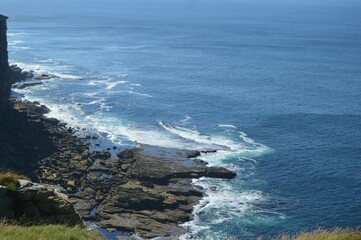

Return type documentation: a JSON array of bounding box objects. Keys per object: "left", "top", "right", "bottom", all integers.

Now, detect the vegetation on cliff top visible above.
[
  {"left": 0, "top": 224, "right": 104, "bottom": 240},
  {"left": 269, "top": 228, "right": 361, "bottom": 240},
  {"left": 0, "top": 172, "right": 24, "bottom": 191}
]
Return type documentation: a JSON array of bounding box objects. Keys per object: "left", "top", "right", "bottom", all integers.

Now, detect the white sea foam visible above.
[
  {"left": 86, "top": 115, "right": 201, "bottom": 149},
  {"left": 7, "top": 32, "right": 29, "bottom": 37},
  {"left": 127, "top": 90, "right": 152, "bottom": 97},
  {"left": 105, "top": 80, "right": 128, "bottom": 90},
  {"left": 12, "top": 46, "right": 31, "bottom": 50},
  {"left": 159, "top": 122, "right": 226, "bottom": 150},
  {"left": 8, "top": 40, "right": 24, "bottom": 45},
  {"left": 45, "top": 102, "right": 87, "bottom": 127},
  {"left": 218, "top": 124, "right": 237, "bottom": 129},
  {"left": 53, "top": 72, "right": 82, "bottom": 79},
  {"left": 180, "top": 177, "right": 265, "bottom": 239},
  {"left": 166, "top": 125, "right": 274, "bottom": 239},
  {"left": 37, "top": 58, "right": 59, "bottom": 64},
  {"left": 180, "top": 115, "right": 192, "bottom": 123},
  {"left": 88, "top": 80, "right": 106, "bottom": 86},
  {"left": 160, "top": 121, "right": 270, "bottom": 155},
  {"left": 11, "top": 90, "right": 89, "bottom": 130},
  {"left": 83, "top": 98, "right": 105, "bottom": 106}
]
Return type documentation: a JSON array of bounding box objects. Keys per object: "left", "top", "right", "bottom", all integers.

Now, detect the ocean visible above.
[{"left": 2, "top": 0, "right": 361, "bottom": 239}]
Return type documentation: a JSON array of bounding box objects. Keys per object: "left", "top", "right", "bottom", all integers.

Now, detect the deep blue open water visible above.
[{"left": 2, "top": 0, "right": 361, "bottom": 239}]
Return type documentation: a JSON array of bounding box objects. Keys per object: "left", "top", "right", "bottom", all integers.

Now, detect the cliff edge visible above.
[{"left": 0, "top": 14, "right": 10, "bottom": 111}]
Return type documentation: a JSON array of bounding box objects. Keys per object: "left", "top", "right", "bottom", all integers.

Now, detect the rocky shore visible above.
[{"left": 1, "top": 98, "right": 236, "bottom": 239}]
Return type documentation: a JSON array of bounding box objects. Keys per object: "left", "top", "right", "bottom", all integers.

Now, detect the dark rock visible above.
[
  {"left": 0, "top": 186, "right": 13, "bottom": 218},
  {"left": 12, "top": 81, "right": 42, "bottom": 89},
  {"left": 201, "top": 149, "right": 217, "bottom": 153},
  {"left": 91, "top": 150, "right": 111, "bottom": 160},
  {"left": 43, "top": 117, "right": 60, "bottom": 125},
  {"left": 206, "top": 166, "right": 237, "bottom": 179},
  {"left": 34, "top": 74, "right": 54, "bottom": 80},
  {"left": 186, "top": 150, "right": 201, "bottom": 158},
  {"left": 140, "top": 181, "right": 154, "bottom": 188},
  {"left": 98, "top": 216, "right": 138, "bottom": 232},
  {"left": 117, "top": 149, "right": 134, "bottom": 159},
  {"left": 0, "top": 14, "right": 11, "bottom": 110},
  {"left": 99, "top": 186, "right": 165, "bottom": 211}
]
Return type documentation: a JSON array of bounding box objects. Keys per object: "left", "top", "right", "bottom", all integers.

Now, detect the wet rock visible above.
[
  {"left": 12, "top": 82, "right": 42, "bottom": 89},
  {"left": 206, "top": 166, "right": 237, "bottom": 179},
  {"left": 73, "top": 198, "right": 98, "bottom": 219},
  {"left": 33, "top": 73, "right": 59, "bottom": 80},
  {"left": 186, "top": 150, "right": 201, "bottom": 158}
]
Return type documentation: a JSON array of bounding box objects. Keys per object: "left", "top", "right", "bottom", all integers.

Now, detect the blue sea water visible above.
[{"left": 2, "top": 0, "right": 361, "bottom": 239}]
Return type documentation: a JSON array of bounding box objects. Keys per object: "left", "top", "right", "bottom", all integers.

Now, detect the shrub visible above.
[{"left": 0, "top": 172, "right": 22, "bottom": 191}]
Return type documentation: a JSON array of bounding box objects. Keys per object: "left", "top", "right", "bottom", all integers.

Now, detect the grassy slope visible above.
[
  {"left": 278, "top": 229, "right": 361, "bottom": 240},
  {"left": 0, "top": 225, "right": 103, "bottom": 240}
]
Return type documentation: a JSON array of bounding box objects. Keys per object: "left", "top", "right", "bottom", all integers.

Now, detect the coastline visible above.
[
  {"left": 2, "top": 84, "right": 236, "bottom": 239},
  {"left": 0, "top": 15, "right": 237, "bottom": 238},
  {"left": 3, "top": 2, "right": 361, "bottom": 237}
]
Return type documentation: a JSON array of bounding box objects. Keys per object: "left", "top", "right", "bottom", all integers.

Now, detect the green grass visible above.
[
  {"left": 0, "top": 172, "right": 22, "bottom": 191},
  {"left": 276, "top": 228, "right": 361, "bottom": 240},
  {"left": 0, "top": 225, "right": 104, "bottom": 240}
]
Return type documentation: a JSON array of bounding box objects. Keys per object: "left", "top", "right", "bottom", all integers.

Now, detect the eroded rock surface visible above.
[
  {"left": 0, "top": 180, "right": 84, "bottom": 226},
  {"left": 40, "top": 145, "right": 235, "bottom": 238}
]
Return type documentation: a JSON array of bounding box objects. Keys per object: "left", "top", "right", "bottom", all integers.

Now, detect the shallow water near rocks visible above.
[{"left": 2, "top": 0, "right": 361, "bottom": 238}]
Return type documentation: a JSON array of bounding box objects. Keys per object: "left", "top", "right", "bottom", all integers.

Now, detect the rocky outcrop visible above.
[
  {"left": 0, "top": 179, "right": 84, "bottom": 226},
  {"left": 39, "top": 144, "right": 235, "bottom": 238},
  {"left": 0, "top": 14, "right": 10, "bottom": 110},
  {"left": 90, "top": 149, "right": 236, "bottom": 238}
]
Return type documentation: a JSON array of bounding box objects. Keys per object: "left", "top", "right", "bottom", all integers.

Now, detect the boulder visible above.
[
  {"left": 186, "top": 150, "right": 201, "bottom": 158},
  {"left": 206, "top": 166, "right": 237, "bottom": 179},
  {"left": 12, "top": 180, "right": 84, "bottom": 226},
  {"left": 33, "top": 74, "right": 59, "bottom": 80}
]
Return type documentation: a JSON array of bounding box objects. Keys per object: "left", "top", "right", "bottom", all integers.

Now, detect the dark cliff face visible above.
[{"left": 0, "top": 14, "right": 9, "bottom": 111}]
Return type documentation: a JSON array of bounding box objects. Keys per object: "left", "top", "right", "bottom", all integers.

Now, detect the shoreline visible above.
[{"left": 2, "top": 82, "right": 236, "bottom": 238}]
